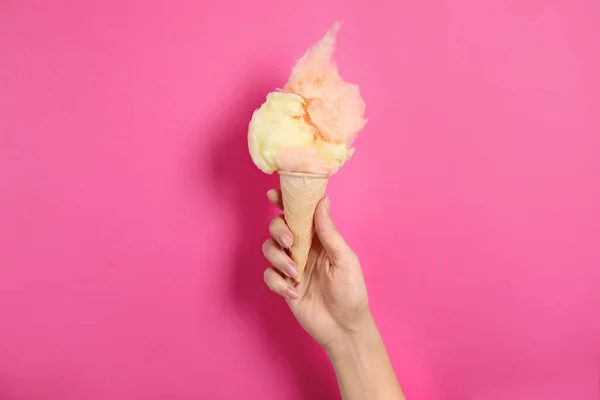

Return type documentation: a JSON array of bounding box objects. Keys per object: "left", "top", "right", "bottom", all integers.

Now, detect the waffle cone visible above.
[{"left": 278, "top": 171, "right": 328, "bottom": 282}]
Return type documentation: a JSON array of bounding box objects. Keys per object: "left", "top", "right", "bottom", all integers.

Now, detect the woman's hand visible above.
[
  {"left": 262, "top": 189, "right": 405, "bottom": 399},
  {"left": 262, "top": 189, "right": 371, "bottom": 350}
]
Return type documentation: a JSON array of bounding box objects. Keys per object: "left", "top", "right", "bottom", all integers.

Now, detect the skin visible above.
[{"left": 262, "top": 189, "right": 406, "bottom": 400}]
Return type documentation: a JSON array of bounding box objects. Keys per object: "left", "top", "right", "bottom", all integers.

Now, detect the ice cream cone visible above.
[{"left": 278, "top": 171, "right": 328, "bottom": 282}]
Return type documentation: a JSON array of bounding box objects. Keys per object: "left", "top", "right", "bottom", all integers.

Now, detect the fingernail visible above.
[
  {"left": 280, "top": 233, "right": 293, "bottom": 248},
  {"left": 286, "top": 288, "right": 299, "bottom": 299},
  {"left": 325, "top": 197, "right": 331, "bottom": 212},
  {"left": 285, "top": 263, "right": 299, "bottom": 278}
]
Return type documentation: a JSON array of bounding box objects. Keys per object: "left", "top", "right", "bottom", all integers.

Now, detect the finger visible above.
[
  {"left": 264, "top": 268, "right": 299, "bottom": 299},
  {"left": 262, "top": 238, "right": 300, "bottom": 279},
  {"left": 269, "top": 215, "right": 293, "bottom": 249},
  {"left": 314, "top": 197, "right": 353, "bottom": 262},
  {"left": 267, "top": 189, "right": 283, "bottom": 210}
]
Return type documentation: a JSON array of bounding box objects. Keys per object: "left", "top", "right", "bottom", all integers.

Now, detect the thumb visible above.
[{"left": 315, "top": 197, "right": 351, "bottom": 261}]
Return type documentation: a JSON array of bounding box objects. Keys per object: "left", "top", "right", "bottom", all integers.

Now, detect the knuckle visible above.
[
  {"left": 268, "top": 215, "right": 283, "bottom": 232},
  {"left": 261, "top": 239, "right": 272, "bottom": 256},
  {"left": 263, "top": 269, "right": 284, "bottom": 295}
]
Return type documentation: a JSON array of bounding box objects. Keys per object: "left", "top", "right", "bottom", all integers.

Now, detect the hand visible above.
[{"left": 262, "top": 189, "right": 371, "bottom": 349}]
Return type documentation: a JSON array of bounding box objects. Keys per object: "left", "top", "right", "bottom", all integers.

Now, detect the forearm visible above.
[{"left": 326, "top": 314, "right": 405, "bottom": 400}]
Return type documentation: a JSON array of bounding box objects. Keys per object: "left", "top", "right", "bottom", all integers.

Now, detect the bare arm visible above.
[{"left": 326, "top": 314, "right": 405, "bottom": 400}]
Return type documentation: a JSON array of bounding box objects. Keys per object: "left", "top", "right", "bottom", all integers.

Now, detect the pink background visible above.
[{"left": 1, "top": 0, "right": 599, "bottom": 399}]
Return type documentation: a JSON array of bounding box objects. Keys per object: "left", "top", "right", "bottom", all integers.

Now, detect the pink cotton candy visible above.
[{"left": 283, "top": 22, "right": 367, "bottom": 145}]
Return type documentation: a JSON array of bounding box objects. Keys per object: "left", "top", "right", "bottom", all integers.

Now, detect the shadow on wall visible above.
[{"left": 205, "top": 77, "right": 339, "bottom": 400}]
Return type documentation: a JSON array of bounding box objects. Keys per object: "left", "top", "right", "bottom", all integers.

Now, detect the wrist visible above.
[
  {"left": 325, "top": 311, "right": 380, "bottom": 357},
  {"left": 323, "top": 311, "right": 406, "bottom": 399}
]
